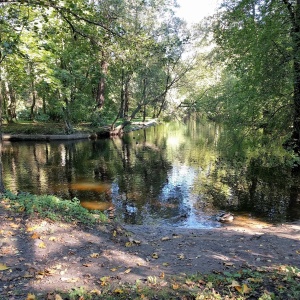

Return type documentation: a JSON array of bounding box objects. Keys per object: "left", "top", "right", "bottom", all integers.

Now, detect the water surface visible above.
[{"left": 3, "top": 120, "right": 300, "bottom": 228}]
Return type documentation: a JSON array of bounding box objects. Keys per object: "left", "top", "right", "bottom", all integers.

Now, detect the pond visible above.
[{"left": 3, "top": 118, "right": 300, "bottom": 228}]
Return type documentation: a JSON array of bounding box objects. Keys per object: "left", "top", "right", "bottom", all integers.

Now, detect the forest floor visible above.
[{"left": 1, "top": 201, "right": 300, "bottom": 299}]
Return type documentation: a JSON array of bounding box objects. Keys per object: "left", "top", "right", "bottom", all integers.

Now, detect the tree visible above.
[{"left": 197, "top": 0, "right": 296, "bottom": 148}]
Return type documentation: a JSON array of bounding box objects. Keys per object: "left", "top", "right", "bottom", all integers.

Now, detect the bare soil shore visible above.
[{"left": 0, "top": 204, "right": 299, "bottom": 299}]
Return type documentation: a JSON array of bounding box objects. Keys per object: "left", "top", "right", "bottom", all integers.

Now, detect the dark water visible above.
[{"left": 3, "top": 119, "right": 300, "bottom": 228}]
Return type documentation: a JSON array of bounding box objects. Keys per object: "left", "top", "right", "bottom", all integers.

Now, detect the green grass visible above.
[{"left": 2, "top": 191, "right": 107, "bottom": 225}]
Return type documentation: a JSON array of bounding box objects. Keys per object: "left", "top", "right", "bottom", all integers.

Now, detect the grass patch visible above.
[{"left": 2, "top": 191, "right": 107, "bottom": 225}]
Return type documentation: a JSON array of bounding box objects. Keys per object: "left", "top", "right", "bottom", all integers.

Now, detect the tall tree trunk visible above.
[
  {"left": 284, "top": 0, "right": 300, "bottom": 152},
  {"left": 96, "top": 51, "right": 108, "bottom": 109},
  {"left": 30, "top": 77, "right": 36, "bottom": 120},
  {"left": 0, "top": 79, "right": 5, "bottom": 192}
]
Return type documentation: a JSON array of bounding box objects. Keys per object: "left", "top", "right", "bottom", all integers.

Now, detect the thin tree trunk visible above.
[
  {"left": 96, "top": 51, "right": 108, "bottom": 109},
  {"left": 0, "top": 79, "right": 5, "bottom": 192}
]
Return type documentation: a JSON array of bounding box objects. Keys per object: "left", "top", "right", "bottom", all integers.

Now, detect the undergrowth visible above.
[{"left": 2, "top": 191, "right": 107, "bottom": 225}]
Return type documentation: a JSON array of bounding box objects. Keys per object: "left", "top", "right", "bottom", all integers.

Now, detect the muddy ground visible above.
[{"left": 0, "top": 205, "right": 300, "bottom": 299}]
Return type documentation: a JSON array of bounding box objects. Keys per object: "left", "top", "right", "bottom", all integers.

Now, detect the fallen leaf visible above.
[
  {"left": 177, "top": 253, "right": 185, "bottom": 260},
  {"left": 161, "top": 236, "right": 171, "bottom": 241},
  {"left": 172, "top": 283, "right": 179, "bottom": 290},
  {"left": 48, "top": 236, "right": 57, "bottom": 241},
  {"left": 162, "top": 262, "right": 169, "bottom": 266},
  {"left": 159, "top": 272, "right": 165, "bottom": 279},
  {"left": 27, "top": 225, "right": 39, "bottom": 232},
  {"left": 242, "top": 284, "right": 251, "bottom": 294},
  {"left": 31, "top": 232, "right": 40, "bottom": 239},
  {"left": 125, "top": 242, "right": 133, "bottom": 247},
  {"left": 38, "top": 242, "right": 46, "bottom": 249},
  {"left": 90, "top": 253, "right": 100, "bottom": 258},
  {"left": 152, "top": 252, "right": 159, "bottom": 259},
  {"left": 223, "top": 262, "right": 234, "bottom": 267},
  {"left": 26, "top": 294, "right": 36, "bottom": 300},
  {"left": 110, "top": 268, "right": 118, "bottom": 272},
  {"left": 0, "top": 263, "right": 10, "bottom": 271},
  {"left": 124, "top": 268, "right": 131, "bottom": 274},
  {"left": 114, "top": 288, "right": 124, "bottom": 294},
  {"left": 230, "top": 280, "right": 241, "bottom": 288}
]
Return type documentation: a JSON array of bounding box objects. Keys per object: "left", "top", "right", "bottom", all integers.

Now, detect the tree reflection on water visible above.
[{"left": 2, "top": 118, "right": 300, "bottom": 227}]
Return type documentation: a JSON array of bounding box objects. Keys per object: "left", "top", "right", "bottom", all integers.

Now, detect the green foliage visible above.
[
  {"left": 0, "top": 0, "right": 189, "bottom": 128},
  {"left": 4, "top": 191, "right": 107, "bottom": 225}
]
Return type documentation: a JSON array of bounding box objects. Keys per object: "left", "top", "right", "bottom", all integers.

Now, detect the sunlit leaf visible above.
[
  {"left": 114, "top": 288, "right": 124, "bottom": 294},
  {"left": 124, "top": 268, "right": 131, "bottom": 274},
  {"left": 172, "top": 283, "right": 180, "bottom": 290},
  {"left": 161, "top": 236, "right": 171, "bottom": 241},
  {"left": 26, "top": 294, "right": 36, "bottom": 300},
  {"left": 38, "top": 242, "right": 46, "bottom": 248},
  {"left": 90, "top": 253, "right": 100, "bottom": 258},
  {"left": 110, "top": 268, "right": 118, "bottom": 272},
  {"left": 0, "top": 263, "right": 10, "bottom": 271},
  {"left": 177, "top": 253, "right": 185, "bottom": 259},
  {"left": 242, "top": 284, "right": 251, "bottom": 294},
  {"left": 159, "top": 272, "right": 165, "bottom": 279},
  {"left": 31, "top": 232, "right": 40, "bottom": 239},
  {"left": 125, "top": 241, "right": 133, "bottom": 247},
  {"left": 230, "top": 280, "right": 241, "bottom": 287},
  {"left": 162, "top": 262, "right": 169, "bottom": 266},
  {"left": 48, "top": 236, "right": 57, "bottom": 241},
  {"left": 152, "top": 252, "right": 159, "bottom": 259},
  {"left": 27, "top": 225, "right": 39, "bottom": 232}
]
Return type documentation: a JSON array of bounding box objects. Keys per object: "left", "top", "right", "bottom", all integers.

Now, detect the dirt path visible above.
[{"left": 1, "top": 206, "right": 300, "bottom": 299}]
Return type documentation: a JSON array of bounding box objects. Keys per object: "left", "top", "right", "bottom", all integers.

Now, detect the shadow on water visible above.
[{"left": 2, "top": 117, "right": 300, "bottom": 228}]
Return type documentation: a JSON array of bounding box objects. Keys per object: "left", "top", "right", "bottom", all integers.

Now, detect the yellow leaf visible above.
[
  {"left": 152, "top": 252, "right": 159, "bottom": 259},
  {"left": 27, "top": 225, "right": 39, "bottom": 232},
  {"left": 177, "top": 253, "right": 185, "bottom": 260},
  {"left": 235, "top": 285, "right": 243, "bottom": 293},
  {"left": 296, "top": 250, "right": 300, "bottom": 254},
  {"left": 110, "top": 268, "right": 118, "bottom": 272},
  {"left": 0, "top": 263, "right": 10, "bottom": 271},
  {"left": 26, "top": 293, "right": 36, "bottom": 300},
  {"left": 125, "top": 241, "right": 133, "bottom": 247},
  {"left": 114, "top": 288, "right": 123, "bottom": 294},
  {"left": 161, "top": 236, "right": 171, "bottom": 241},
  {"left": 162, "top": 262, "right": 169, "bottom": 266},
  {"left": 242, "top": 284, "right": 251, "bottom": 294},
  {"left": 172, "top": 283, "right": 179, "bottom": 290},
  {"left": 31, "top": 232, "right": 40, "bottom": 239},
  {"left": 124, "top": 268, "right": 131, "bottom": 274},
  {"left": 18, "top": 206, "right": 25, "bottom": 212},
  {"left": 49, "top": 236, "right": 57, "bottom": 241},
  {"left": 113, "top": 230, "right": 117, "bottom": 237},
  {"left": 230, "top": 280, "right": 241, "bottom": 287},
  {"left": 159, "top": 272, "right": 165, "bottom": 279},
  {"left": 90, "top": 253, "right": 100, "bottom": 258},
  {"left": 38, "top": 242, "right": 46, "bottom": 248}
]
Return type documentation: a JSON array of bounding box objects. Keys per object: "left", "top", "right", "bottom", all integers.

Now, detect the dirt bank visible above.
[{"left": 0, "top": 204, "right": 299, "bottom": 299}]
